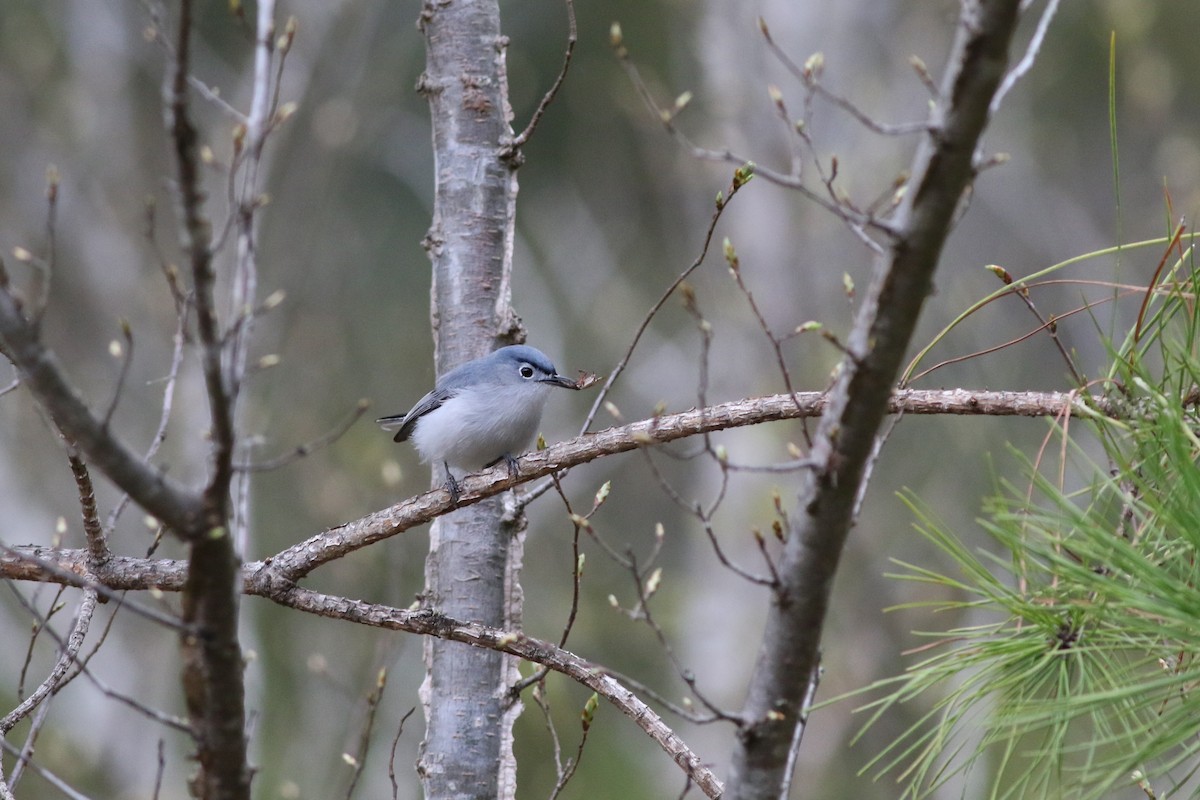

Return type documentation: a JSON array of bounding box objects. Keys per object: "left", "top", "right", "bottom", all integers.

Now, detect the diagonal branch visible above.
[
  {"left": 4, "top": 388, "right": 1117, "bottom": 595},
  {"left": 0, "top": 272, "right": 206, "bottom": 535},
  {"left": 256, "top": 585, "right": 726, "bottom": 798},
  {"left": 0, "top": 589, "right": 97, "bottom": 736},
  {"left": 724, "top": 2, "right": 1026, "bottom": 797}
]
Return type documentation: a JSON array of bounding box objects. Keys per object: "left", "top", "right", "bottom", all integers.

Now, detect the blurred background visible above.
[{"left": 1, "top": 0, "right": 1197, "bottom": 797}]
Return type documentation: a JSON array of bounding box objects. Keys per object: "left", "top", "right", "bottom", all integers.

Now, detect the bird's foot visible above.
[
  {"left": 441, "top": 463, "right": 462, "bottom": 505},
  {"left": 483, "top": 452, "right": 521, "bottom": 480}
]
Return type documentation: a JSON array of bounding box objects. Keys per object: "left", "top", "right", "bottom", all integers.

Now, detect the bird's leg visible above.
[
  {"left": 442, "top": 461, "right": 462, "bottom": 505},
  {"left": 484, "top": 453, "right": 521, "bottom": 480}
]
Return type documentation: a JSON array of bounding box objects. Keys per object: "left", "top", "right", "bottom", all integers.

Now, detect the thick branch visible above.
[
  {"left": 0, "top": 284, "right": 206, "bottom": 534},
  {"left": 725, "top": 2, "right": 1025, "bottom": 798},
  {"left": 5, "top": 388, "right": 1113, "bottom": 593}
]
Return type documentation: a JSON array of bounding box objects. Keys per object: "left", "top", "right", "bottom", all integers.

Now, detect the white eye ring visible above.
[{"left": 519, "top": 364, "right": 535, "bottom": 379}]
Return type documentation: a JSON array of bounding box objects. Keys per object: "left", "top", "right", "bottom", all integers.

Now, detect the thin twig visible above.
[
  {"left": 724, "top": 240, "right": 811, "bottom": 444},
  {"left": 342, "top": 667, "right": 387, "bottom": 800},
  {"left": 4, "top": 580, "right": 190, "bottom": 733},
  {"left": 12, "top": 582, "right": 67, "bottom": 700},
  {"left": 7, "top": 701, "right": 50, "bottom": 792},
  {"left": 989, "top": 0, "right": 1061, "bottom": 116},
  {"left": 504, "top": 0, "right": 576, "bottom": 156},
  {"left": 265, "top": 586, "right": 727, "bottom": 798},
  {"left": 237, "top": 399, "right": 370, "bottom": 471},
  {"left": 387, "top": 706, "right": 416, "bottom": 800},
  {"left": 759, "top": 19, "right": 929, "bottom": 137},
  {"left": 101, "top": 322, "right": 134, "bottom": 429},
  {"left": 28, "top": 167, "right": 59, "bottom": 332},
  {"left": 151, "top": 740, "right": 167, "bottom": 800},
  {"left": 611, "top": 29, "right": 899, "bottom": 236},
  {"left": 531, "top": 683, "right": 566, "bottom": 785},
  {"left": 581, "top": 171, "right": 749, "bottom": 434},
  {"left": 547, "top": 697, "right": 592, "bottom": 800},
  {"left": 623, "top": 553, "right": 739, "bottom": 723},
  {"left": 0, "top": 738, "right": 95, "bottom": 800},
  {"left": 107, "top": 307, "right": 189, "bottom": 532},
  {"left": 512, "top": 474, "right": 588, "bottom": 694},
  {"left": 0, "top": 589, "right": 98, "bottom": 735}
]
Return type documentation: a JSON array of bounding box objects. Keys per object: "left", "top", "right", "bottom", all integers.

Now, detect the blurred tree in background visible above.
[{"left": 1, "top": 0, "right": 1199, "bottom": 798}]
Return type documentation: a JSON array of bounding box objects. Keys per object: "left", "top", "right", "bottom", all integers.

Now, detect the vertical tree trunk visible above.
[{"left": 415, "top": 1, "right": 524, "bottom": 798}]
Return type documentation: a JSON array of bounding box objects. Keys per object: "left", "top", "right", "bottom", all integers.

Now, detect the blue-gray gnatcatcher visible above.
[{"left": 377, "top": 345, "right": 578, "bottom": 501}]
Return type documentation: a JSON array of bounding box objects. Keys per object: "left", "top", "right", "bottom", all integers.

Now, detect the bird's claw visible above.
[
  {"left": 442, "top": 464, "right": 462, "bottom": 505},
  {"left": 502, "top": 453, "right": 520, "bottom": 479},
  {"left": 484, "top": 453, "right": 522, "bottom": 481}
]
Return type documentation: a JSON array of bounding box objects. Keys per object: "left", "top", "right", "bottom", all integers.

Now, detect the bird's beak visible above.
[{"left": 541, "top": 373, "right": 580, "bottom": 390}]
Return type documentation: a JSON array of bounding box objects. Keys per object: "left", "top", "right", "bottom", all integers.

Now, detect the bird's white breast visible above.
[{"left": 411, "top": 382, "right": 553, "bottom": 470}]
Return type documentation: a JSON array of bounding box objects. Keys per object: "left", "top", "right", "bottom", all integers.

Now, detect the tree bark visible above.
[
  {"left": 415, "top": 1, "right": 524, "bottom": 797},
  {"left": 724, "top": 1, "right": 1023, "bottom": 797}
]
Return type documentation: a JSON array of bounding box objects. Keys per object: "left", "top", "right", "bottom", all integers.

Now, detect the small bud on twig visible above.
[
  {"left": 581, "top": 692, "right": 599, "bottom": 731},
  {"left": 733, "top": 162, "right": 755, "bottom": 189},
  {"left": 593, "top": 480, "right": 611, "bottom": 509},
  {"left": 609, "top": 22, "right": 623, "bottom": 48},
  {"left": 723, "top": 237, "right": 739, "bottom": 272},
  {"left": 985, "top": 264, "right": 1013, "bottom": 285},
  {"left": 802, "top": 52, "right": 825, "bottom": 84}
]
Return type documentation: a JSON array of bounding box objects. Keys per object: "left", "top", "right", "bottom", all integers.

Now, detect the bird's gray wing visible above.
[{"left": 377, "top": 386, "right": 457, "bottom": 443}]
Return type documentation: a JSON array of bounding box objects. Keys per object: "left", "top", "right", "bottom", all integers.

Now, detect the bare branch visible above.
[
  {"left": 101, "top": 321, "right": 134, "bottom": 429},
  {"left": 0, "top": 543, "right": 189, "bottom": 630},
  {"left": 990, "top": 0, "right": 1061, "bottom": 116},
  {"left": 725, "top": 2, "right": 1026, "bottom": 797},
  {"left": 759, "top": 19, "right": 930, "bottom": 136},
  {"left": 579, "top": 168, "right": 750, "bottom": 436},
  {"left": 67, "top": 452, "right": 110, "bottom": 567},
  {"left": 610, "top": 28, "right": 899, "bottom": 237},
  {"left": 237, "top": 399, "right": 369, "bottom": 472},
  {"left": 0, "top": 589, "right": 97, "bottom": 734},
  {"left": 4, "top": 387, "right": 1121, "bottom": 596},
  {"left": 4, "top": 581, "right": 190, "bottom": 734},
  {"left": 0, "top": 737, "right": 95, "bottom": 800},
  {"left": 263, "top": 586, "right": 726, "bottom": 799},
  {"left": 503, "top": 0, "right": 576, "bottom": 157},
  {"left": 387, "top": 706, "right": 416, "bottom": 800},
  {"left": 0, "top": 273, "right": 206, "bottom": 534},
  {"left": 165, "top": 0, "right": 233, "bottom": 516},
  {"left": 342, "top": 667, "right": 387, "bottom": 800}
]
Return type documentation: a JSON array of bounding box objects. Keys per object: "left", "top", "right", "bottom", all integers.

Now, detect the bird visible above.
[{"left": 377, "top": 345, "right": 578, "bottom": 502}]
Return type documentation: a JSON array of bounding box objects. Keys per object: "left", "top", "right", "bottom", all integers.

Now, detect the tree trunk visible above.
[{"left": 415, "top": 1, "right": 524, "bottom": 798}]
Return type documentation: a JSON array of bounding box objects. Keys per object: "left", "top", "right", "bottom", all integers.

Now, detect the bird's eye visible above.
[{"left": 519, "top": 365, "right": 535, "bottom": 379}]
